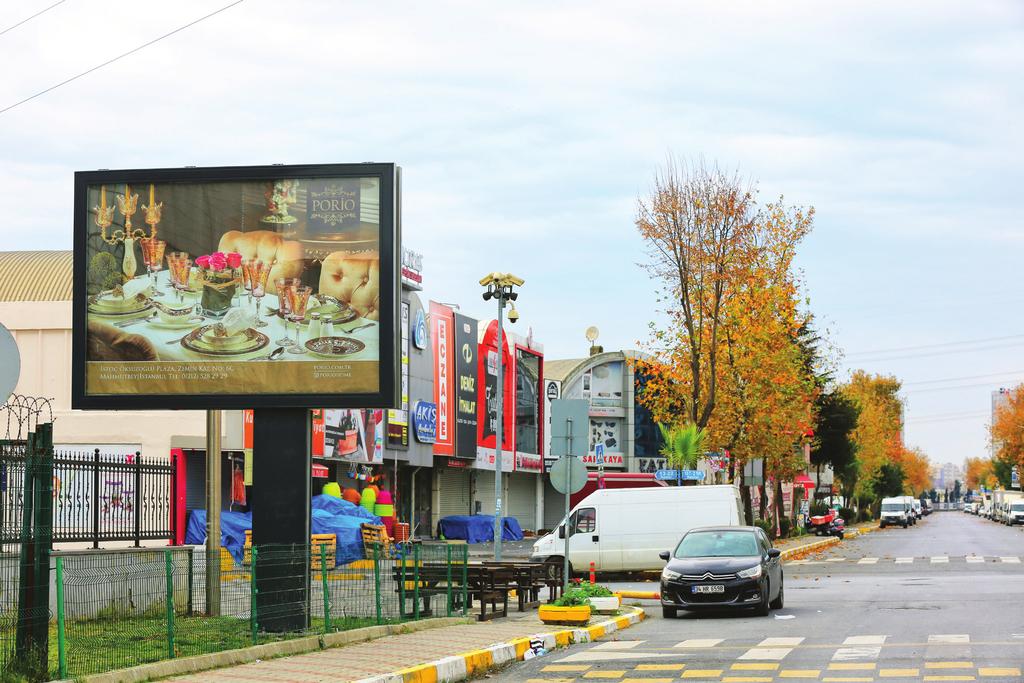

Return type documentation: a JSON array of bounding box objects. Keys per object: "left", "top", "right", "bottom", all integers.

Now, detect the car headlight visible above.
[
  {"left": 662, "top": 569, "right": 682, "bottom": 581},
  {"left": 737, "top": 564, "right": 762, "bottom": 579}
]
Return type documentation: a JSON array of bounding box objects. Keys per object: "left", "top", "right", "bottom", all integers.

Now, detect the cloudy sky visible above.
[{"left": 1, "top": 0, "right": 1022, "bottom": 468}]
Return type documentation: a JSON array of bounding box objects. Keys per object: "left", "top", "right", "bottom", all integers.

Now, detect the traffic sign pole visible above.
[{"left": 564, "top": 417, "right": 572, "bottom": 593}]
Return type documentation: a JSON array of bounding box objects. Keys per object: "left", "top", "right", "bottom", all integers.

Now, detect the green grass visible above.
[{"left": 0, "top": 613, "right": 392, "bottom": 680}]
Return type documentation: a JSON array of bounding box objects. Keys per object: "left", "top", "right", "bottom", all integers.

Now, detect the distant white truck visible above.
[
  {"left": 993, "top": 490, "right": 1024, "bottom": 525},
  {"left": 1008, "top": 497, "right": 1024, "bottom": 526}
]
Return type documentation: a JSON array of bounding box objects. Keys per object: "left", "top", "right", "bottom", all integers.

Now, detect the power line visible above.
[
  {"left": 0, "top": 0, "right": 67, "bottom": 38},
  {"left": 904, "top": 381, "right": 1019, "bottom": 395},
  {"left": 0, "top": 0, "right": 246, "bottom": 116},
  {"left": 849, "top": 340, "right": 1024, "bottom": 364},
  {"left": 847, "top": 333, "right": 1024, "bottom": 358},
  {"left": 903, "top": 370, "right": 1024, "bottom": 386}
]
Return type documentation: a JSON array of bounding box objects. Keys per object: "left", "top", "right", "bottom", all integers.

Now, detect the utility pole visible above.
[{"left": 480, "top": 272, "right": 524, "bottom": 561}]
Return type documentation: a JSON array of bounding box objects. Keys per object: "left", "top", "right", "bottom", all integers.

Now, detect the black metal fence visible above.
[{"left": 1, "top": 447, "right": 175, "bottom": 548}]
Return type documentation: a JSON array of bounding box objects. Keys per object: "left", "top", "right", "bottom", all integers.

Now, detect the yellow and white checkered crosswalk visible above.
[{"left": 524, "top": 633, "right": 1023, "bottom": 682}]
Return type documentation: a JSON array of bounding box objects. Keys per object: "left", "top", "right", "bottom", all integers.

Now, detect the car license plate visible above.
[{"left": 692, "top": 584, "right": 725, "bottom": 594}]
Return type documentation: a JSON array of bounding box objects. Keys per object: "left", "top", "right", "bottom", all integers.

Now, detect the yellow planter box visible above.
[{"left": 539, "top": 604, "right": 591, "bottom": 625}]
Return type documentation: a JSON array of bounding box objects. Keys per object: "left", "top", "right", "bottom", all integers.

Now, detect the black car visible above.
[{"left": 659, "top": 525, "right": 783, "bottom": 618}]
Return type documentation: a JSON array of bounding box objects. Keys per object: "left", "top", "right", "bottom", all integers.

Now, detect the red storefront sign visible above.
[{"left": 431, "top": 302, "right": 456, "bottom": 456}]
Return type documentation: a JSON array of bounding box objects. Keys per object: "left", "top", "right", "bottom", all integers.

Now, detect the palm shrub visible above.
[{"left": 658, "top": 423, "right": 706, "bottom": 474}]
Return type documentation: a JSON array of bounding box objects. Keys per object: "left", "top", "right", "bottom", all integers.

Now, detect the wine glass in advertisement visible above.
[
  {"left": 250, "top": 260, "right": 272, "bottom": 328},
  {"left": 274, "top": 277, "right": 301, "bottom": 346},
  {"left": 139, "top": 238, "right": 167, "bottom": 296},
  {"left": 167, "top": 253, "right": 191, "bottom": 302},
  {"left": 286, "top": 285, "right": 312, "bottom": 354}
]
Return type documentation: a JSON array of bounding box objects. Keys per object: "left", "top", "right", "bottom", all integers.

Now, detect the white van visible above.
[
  {"left": 900, "top": 496, "right": 918, "bottom": 524},
  {"left": 879, "top": 497, "right": 910, "bottom": 528},
  {"left": 530, "top": 485, "right": 743, "bottom": 573}
]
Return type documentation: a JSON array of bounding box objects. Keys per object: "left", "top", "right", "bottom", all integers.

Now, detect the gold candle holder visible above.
[
  {"left": 142, "top": 183, "right": 162, "bottom": 239},
  {"left": 94, "top": 184, "right": 162, "bottom": 281}
]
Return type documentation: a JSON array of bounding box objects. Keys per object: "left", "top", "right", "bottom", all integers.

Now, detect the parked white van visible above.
[
  {"left": 530, "top": 485, "right": 744, "bottom": 573},
  {"left": 879, "top": 497, "right": 910, "bottom": 528}
]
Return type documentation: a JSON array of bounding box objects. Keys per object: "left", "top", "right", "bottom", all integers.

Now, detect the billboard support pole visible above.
[
  {"left": 252, "top": 407, "right": 311, "bottom": 632},
  {"left": 494, "top": 296, "right": 505, "bottom": 561},
  {"left": 205, "top": 409, "right": 222, "bottom": 616}
]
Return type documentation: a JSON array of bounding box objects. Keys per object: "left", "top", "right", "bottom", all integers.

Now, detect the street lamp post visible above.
[{"left": 480, "top": 272, "right": 523, "bottom": 561}]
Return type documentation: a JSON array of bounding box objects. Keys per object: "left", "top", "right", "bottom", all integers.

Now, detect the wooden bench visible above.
[{"left": 481, "top": 561, "right": 548, "bottom": 610}]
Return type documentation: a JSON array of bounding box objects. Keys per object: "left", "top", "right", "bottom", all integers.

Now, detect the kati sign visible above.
[{"left": 72, "top": 163, "right": 400, "bottom": 410}]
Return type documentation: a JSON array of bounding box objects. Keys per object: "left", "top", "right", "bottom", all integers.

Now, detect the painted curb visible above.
[{"left": 352, "top": 606, "right": 647, "bottom": 683}]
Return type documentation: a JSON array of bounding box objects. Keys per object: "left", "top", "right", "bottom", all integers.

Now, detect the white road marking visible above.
[
  {"left": 786, "top": 560, "right": 808, "bottom": 565},
  {"left": 966, "top": 556, "right": 985, "bottom": 563},
  {"left": 758, "top": 637, "right": 805, "bottom": 647},
  {"left": 833, "top": 646, "right": 882, "bottom": 660},
  {"left": 857, "top": 557, "right": 878, "bottom": 564},
  {"left": 825, "top": 557, "right": 845, "bottom": 562},
  {"left": 895, "top": 557, "right": 913, "bottom": 564},
  {"left": 592, "top": 641, "right": 643, "bottom": 650},
  {"left": 930, "top": 556, "right": 949, "bottom": 563},
  {"left": 674, "top": 638, "right": 723, "bottom": 648},
  {"left": 738, "top": 647, "right": 792, "bottom": 661},
  {"left": 928, "top": 634, "right": 970, "bottom": 644},
  {"left": 843, "top": 635, "right": 887, "bottom": 645},
  {"left": 1000, "top": 556, "right": 1021, "bottom": 563}
]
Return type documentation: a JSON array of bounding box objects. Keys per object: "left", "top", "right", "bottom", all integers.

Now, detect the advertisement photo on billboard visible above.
[{"left": 71, "top": 163, "right": 399, "bottom": 409}]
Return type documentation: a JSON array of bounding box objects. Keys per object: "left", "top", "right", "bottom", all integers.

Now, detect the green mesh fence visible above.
[{"left": 51, "top": 541, "right": 470, "bottom": 679}]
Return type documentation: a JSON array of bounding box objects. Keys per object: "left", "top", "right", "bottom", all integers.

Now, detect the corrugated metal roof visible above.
[
  {"left": 545, "top": 358, "right": 586, "bottom": 382},
  {"left": 0, "top": 251, "right": 73, "bottom": 302}
]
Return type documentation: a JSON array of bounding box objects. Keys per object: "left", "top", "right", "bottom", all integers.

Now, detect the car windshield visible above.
[
  {"left": 675, "top": 531, "right": 758, "bottom": 558},
  {"left": 1012, "top": 503, "right": 1024, "bottom": 511},
  {"left": 881, "top": 503, "right": 903, "bottom": 511}
]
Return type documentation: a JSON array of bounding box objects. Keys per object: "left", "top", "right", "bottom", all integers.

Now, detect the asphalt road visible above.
[{"left": 493, "top": 511, "right": 1024, "bottom": 682}]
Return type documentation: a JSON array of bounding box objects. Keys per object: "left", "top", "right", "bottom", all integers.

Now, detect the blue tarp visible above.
[
  {"left": 311, "top": 494, "right": 381, "bottom": 566},
  {"left": 184, "top": 496, "right": 381, "bottom": 566},
  {"left": 185, "top": 509, "right": 252, "bottom": 564},
  {"left": 437, "top": 515, "right": 524, "bottom": 543}
]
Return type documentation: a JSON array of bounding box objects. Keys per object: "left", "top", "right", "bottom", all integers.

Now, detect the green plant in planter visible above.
[
  {"left": 575, "top": 581, "right": 613, "bottom": 598},
  {"left": 553, "top": 588, "right": 591, "bottom": 607}
]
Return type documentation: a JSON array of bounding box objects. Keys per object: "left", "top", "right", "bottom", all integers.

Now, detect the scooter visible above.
[{"left": 805, "top": 510, "right": 845, "bottom": 539}]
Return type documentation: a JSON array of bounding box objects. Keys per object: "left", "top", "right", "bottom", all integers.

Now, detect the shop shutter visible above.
[
  {"left": 543, "top": 478, "right": 567, "bottom": 531},
  {"left": 474, "top": 470, "right": 497, "bottom": 517},
  {"left": 438, "top": 466, "right": 472, "bottom": 518},
  {"left": 507, "top": 472, "right": 537, "bottom": 531}
]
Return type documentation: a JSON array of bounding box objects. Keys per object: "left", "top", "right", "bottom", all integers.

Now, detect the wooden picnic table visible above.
[{"left": 480, "top": 560, "right": 562, "bottom": 609}]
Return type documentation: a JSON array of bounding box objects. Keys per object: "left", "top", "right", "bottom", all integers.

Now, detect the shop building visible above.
[
  {"left": 540, "top": 349, "right": 666, "bottom": 530},
  {"left": 429, "top": 304, "right": 546, "bottom": 533}
]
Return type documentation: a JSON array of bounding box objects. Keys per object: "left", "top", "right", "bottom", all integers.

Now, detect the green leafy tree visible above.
[
  {"left": 872, "top": 463, "right": 906, "bottom": 500},
  {"left": 811, "top": 391, "right": 859, "bottom": 496}
]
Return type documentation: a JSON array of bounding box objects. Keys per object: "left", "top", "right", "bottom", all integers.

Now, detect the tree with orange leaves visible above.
[
  {"left": 633, "top": 158, "right": 758, "bottom": 430},
  {"left": 840, "top": 371, "right": 905, "bottom": 505},
  {"left": 633, "top": 157, "right": 817, "bottom": 525},
  {"left": 990, "top": 385, "right": 1024, "bottom": 479},
  {"left": 901, "top": 447, "right": 932, "bottom": 496},
  {"left": 964, "top": 456, "right": 995, "bottom": 490}
]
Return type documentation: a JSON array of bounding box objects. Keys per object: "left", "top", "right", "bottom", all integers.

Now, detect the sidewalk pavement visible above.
[{"left": 167, "top": 608, "right": 643, "bottom": 683}]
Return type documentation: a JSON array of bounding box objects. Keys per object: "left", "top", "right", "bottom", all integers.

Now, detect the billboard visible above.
[
  {"left": 386, "top": 301, "right": 410, "bottom": 448},
  {"left": 431, "top": 301, "right": 455, "bottom": 456},
  {"left": 477, "top": 319, "right": 514, "bottom": 469},
  {"left": 453, "top": 313, "right": 478, "bottom": 458},
  {"left": 72, "top": 163, "right": 399, "bottom": 410}
]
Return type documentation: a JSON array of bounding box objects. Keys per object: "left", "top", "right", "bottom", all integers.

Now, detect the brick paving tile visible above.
[{"left": 171, "top": 616, "right": 558, "bottom": 683}]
